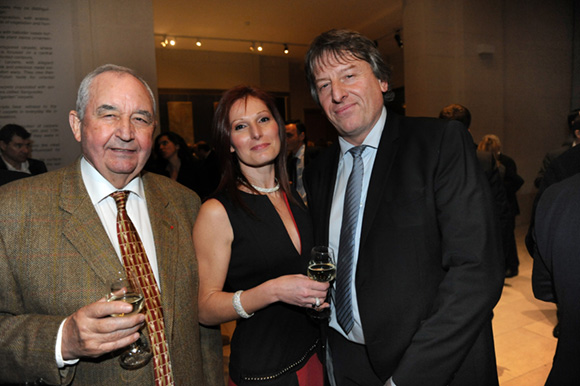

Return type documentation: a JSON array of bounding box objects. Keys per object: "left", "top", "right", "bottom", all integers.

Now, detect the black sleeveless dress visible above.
[{"left": 215, "top": 190, "right": 320, "bottom": 385}]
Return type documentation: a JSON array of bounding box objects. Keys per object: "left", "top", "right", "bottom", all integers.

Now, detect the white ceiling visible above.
[{"left": 152, "top": 0, "right": 403, "bottom": 61}]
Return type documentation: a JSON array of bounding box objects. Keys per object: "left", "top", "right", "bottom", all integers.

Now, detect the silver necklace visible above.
[{"left": 250, "top": 178, "right": 280, "bottom": 193}]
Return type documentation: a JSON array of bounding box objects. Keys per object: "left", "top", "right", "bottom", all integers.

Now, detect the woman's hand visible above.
[{"left": 268, "top": 274, "right": 330, "bottom": 309}]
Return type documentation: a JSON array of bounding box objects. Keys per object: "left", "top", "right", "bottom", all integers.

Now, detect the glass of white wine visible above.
[
  {"left": 307, "top": 246, "right": 336, "bottom": 318},
  {"left": 107, "top": 269, "right": 152, "bottom": 369}
]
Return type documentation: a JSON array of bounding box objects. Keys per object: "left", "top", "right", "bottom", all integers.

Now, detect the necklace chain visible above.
[{"left": 250, "top": 178, "right": 280, "bottom": 193}]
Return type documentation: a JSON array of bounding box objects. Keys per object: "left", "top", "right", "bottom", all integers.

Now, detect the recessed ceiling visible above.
[{"left": 153, "top": 0, "right": 403, "bottom": 61}]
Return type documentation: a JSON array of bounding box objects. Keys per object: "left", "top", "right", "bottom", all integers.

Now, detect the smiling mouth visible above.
[
  {"left": 334, "top": 103, "right": 355, "bottom": 115},
  {"left": 110, "top": 147, "right": 137, "bottom": 153},
  {"left": 251, "top": 143, "right": 270, "bottom": 151}
]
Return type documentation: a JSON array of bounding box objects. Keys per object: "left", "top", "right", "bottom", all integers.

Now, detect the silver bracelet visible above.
[{"left": 232, "top": 290, "right": 254, "bottom": 319}]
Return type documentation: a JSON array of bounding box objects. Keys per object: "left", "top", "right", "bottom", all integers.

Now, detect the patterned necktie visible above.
[
  {"left": 111, "top": 191, "right": 174, "bottom": 386},
  {"left": 335, "top": 146, "right": 366, "bottom": 335}
]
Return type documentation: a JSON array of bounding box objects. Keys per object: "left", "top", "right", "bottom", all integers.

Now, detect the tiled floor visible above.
[
  {"left": 494, "top": 224, "right": 558, "bottom": 385},
  {"left": 220, "top": 224, "right": 559, "bottom": 385}
]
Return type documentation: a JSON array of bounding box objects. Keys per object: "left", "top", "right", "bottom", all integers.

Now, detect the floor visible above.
[
  {"left": 220, "top": 224, "right": 559, "bottom": 385},
  {"left": 493, "top": 224, "right": 558, "bottom": 385}
]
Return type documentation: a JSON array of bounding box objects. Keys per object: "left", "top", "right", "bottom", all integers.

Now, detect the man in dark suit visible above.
[
  {"left": 527, "top": 109, "right": 580, "bottom": 257},
  {"left": 0, "top": 64, "right": 222, "bottom": 385},
  {"left": 533, "top": 108, "right": 580, "bottom": 188},
  {"left": 526, "top": 108, "right": 580, "bottom": 338},
  {"left": 0, "top": 123, "right": 48, "bottom": 175},
  {"left": 285, "top": 119, "right": 321, "bottom": 204},
  {"left": 303, "top": 29, "right": 504, "bottom": 386},
  {"left": 532, "top": 173, "right": 580, "bottom": 386}
]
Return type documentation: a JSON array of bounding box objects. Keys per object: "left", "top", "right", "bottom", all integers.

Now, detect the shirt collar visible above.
[
  {"left": 338, "top": 106, "right": 387, "bottom": 157},
  {"left": 80, "top": 157, "right": 144, "bottom": 205},
  {"left": 1, "top": 154, "right": 30, "bottom": 173}
]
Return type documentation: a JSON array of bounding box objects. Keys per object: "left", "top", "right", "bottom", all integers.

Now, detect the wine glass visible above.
[
  {"left": 107, "top": 269, "right": 152, "bottom": 369},
  {"left": 307, "top": 246, "right": 336, "bottom": 318}
]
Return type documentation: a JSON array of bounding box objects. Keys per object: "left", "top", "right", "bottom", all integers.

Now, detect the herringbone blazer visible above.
[{"left": 0, "top": 159, "right": 223, "bottom": 385}]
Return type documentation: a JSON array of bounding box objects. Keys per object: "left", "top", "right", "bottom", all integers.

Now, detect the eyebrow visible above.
[
  {"left": 135, "top": 110, "right": 153, "bottom": 120},
  {"left": 96, "top": 105, "right": 152, "bottom": 120},
  {"left": 315, "top": 63, "right": 358, "bottom": 82},
  {"left": 231, "top": 109, "right": 270, "bottom": 125},
  {"left": 96, "top": 104, "right": 118, "bottom": 115}
]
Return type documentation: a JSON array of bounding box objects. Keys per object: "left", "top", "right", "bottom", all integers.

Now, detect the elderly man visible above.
[
  {"left": 0, "top": 64, "right": 222, "bottom": 385},
  {"left": 303, "top": 29, "right": 504, "bottom": 386}
]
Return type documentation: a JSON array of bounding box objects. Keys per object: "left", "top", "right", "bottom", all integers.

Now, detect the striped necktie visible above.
[
  {"left": 111, "top": 191, "right": 174, "bottom": 386},
  {"left": 335, "top": 145, "right": 366, "bottom": 335}
]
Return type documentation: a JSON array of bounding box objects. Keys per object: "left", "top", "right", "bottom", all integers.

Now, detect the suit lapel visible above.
[
  {"left": 142, "top": 174, "right": 178, "bottom": 339},
  {"left": 60, "top": 163, "right": 179, "bottom": 342},
  {"left": 360, "top": 111, "right": 402, "bottom": 248},
  {"left": 60, "top": 161, "right": 123, "bottom": 287}
]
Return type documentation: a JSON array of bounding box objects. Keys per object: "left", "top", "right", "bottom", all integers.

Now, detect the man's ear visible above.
[
  {"left": 69, "top": 111, "right": 82, "bottom": 142},
  {"left": 379, "top": 79, "right": 389, "bottom": 93}
]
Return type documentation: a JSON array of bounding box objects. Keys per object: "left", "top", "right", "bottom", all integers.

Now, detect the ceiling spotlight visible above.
[
  {"left": 168, "top": 36, "right": 176, "bottom": 46},
  {"left": 161, "top": 35, "right": 168, "bottom": 47},
  {"left": 196, "top": 38, "right": 202, "bottom": 47},
  {"left": 249, "top": 42, "right": 255, "bottom": 52},
  {"left": 283, "top": 44, "right": 289, "bottom": 55},
  {"left": 257, "top": 42, "right": 263, "bottom": 52}
]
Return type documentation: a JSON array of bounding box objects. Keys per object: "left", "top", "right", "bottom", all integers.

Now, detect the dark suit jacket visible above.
[
  {"left": 525, "top": 145, "right": 580, "bottom": 257},
  {"left": 533, "top": 173, "right": 580, "bottom": 385},
  {"left": 0, "top": 160, "right": 223, "bottom": 385},
  {"left": 0, "top": 156, "right": 48, "bottom": 175},
  {"left": 534, "top": 144, "right": 571, "bottom": 188},
  {"left": 0, "top": 169, "right": 29, "bottom": 186},
  {"left": 304, "top": 110, "right": 504, "bottom": 386}
]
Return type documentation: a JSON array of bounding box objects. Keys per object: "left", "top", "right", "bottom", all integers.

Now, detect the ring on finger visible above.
[{"left": 314, "top": 297, "right": 321, "bottom": 308}]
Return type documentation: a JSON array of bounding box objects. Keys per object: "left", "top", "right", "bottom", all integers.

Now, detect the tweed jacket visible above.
[{"left": 0, "top": 159, "right": 223, "bottom": 385}]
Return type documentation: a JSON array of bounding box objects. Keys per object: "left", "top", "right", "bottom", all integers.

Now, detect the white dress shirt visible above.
[
  {"left": 1, "top": 154, "right": 31, "bottom": 174},
  {"left": 56, "top": 157, "right": 160, "bottom": 367},
  {"left": 328, "top": 107, "right": 387, "bottom": 343}
]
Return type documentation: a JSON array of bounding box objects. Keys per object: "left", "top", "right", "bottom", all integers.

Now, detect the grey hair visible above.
[
  {"left": 75, "top": 64, "right": 157, "bottom": 121},
  {"left": 305, "top": 29, "right": 394, "bottom": 105}
]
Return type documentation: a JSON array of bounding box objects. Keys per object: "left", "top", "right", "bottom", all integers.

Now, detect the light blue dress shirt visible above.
[{"left": 328, "top": 107, "right": 387, "bottom": 343}]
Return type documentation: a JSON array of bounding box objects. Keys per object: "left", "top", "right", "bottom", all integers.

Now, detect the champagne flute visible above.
[
  {"left": 307, "top": 246, "right": 336, "bottom": 318},
  {"left": 107, "top": 269, "right": 152, "bottom": 369}
]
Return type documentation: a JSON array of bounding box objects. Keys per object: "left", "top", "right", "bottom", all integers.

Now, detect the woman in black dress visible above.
[{"left": 193, "top": 86, "right": 328, "bottom": 386}]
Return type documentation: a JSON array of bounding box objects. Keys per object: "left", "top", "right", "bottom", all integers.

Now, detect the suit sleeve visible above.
[
  {"left": 0, "top": 228, "right": 72, "bottom": 385},
  {"left": 392, "top": 123, "right": 504, "bottom": 385},
  {"left": 531, "top": 184, "right": 560, "bottom": 303}
]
